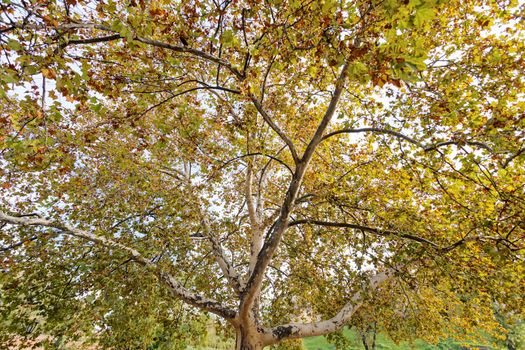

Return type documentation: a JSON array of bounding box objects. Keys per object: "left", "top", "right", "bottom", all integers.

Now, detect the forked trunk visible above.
[{"left": 235, "top": 326, "right": 264, "bottom": 350}]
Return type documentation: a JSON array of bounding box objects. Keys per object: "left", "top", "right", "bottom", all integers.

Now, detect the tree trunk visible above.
[
  {"left": 360, "top": 324, "right": 377, "bottom": 350},
  {"left": 235, "top": 326, "right": 264, "bottom": 350},
  {"left": 361, "top": 331, "right": 370, "bottom": 350}
]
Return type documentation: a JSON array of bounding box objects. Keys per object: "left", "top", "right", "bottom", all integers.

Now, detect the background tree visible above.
[{"left": 1, "top": 0, "right": 524, "bottom": 349}]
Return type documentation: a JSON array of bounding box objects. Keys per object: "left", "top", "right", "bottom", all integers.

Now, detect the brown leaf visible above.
[{"left": 41, "top": 68, "right": 57, "bottom": 79}]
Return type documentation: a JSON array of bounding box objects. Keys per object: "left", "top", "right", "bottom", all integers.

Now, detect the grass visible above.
[
  {"left": 302, "top": 328, "right": 501, "bottom": 350},
  {"left": 302, "top": 334, "right": 338, "bottom": 350},
  {"left": 189, "top": 323, "right": 503, "bottom": 350}
]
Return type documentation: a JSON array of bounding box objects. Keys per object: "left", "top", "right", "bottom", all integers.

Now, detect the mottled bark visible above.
[{"left": 235, "top": 326, "right": 265, "bottom": 350}]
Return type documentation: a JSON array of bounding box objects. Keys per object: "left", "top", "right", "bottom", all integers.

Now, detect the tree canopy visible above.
[{"left": 1, "top": 0, "right": 524, "bottom": 349}]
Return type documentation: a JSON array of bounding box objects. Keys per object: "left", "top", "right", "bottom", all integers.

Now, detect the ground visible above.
[{"left": 196, "top": 324, "right": 503, "bottom": 350}]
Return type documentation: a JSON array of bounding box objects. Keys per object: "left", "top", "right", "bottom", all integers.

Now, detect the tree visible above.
[{"left": 1, "top": 0, "right": 524, "bottom": 349}]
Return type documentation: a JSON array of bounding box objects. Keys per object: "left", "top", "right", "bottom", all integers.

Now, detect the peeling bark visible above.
[{"left": 235, "top": 325, "right": 265, "bottom": 350}]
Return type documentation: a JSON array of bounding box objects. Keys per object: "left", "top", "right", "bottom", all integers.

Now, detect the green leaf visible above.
[
  {"left": 414, "top": 7, "right": 436, "bottom": 26},
  {"left": 7, "top": 39, "right": 22, "bottom": 51},
  {"left": 222, "top": 30, "right": 234, "bottom": 47}
]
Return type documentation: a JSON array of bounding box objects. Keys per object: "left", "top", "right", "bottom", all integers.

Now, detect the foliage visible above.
[
  {"left": 508, "top": 323, "right": 525, "bottom": 350},
  {"left": 0, "top": 254, "right": 209, "bottom": 349},
  {"left": 1, "top": 0, "right": 524, "bottom": 349},
  {"left": 271, "top": 338, "right": 306, "bottom": 350},
  {"left": 303, "top": 328, "right": 505, "bottom": 350}
]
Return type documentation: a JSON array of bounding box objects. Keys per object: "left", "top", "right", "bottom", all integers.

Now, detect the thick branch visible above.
[
  {"left": 12, "top": 21, "right": 244, "bottom": 80},
  {"left": 264, "top": 271, "right": 391, "bottom": 344},
  {"left": 0, "top": 211, "right": 236, "bottom": 319},
  {"left": 241, "top": 61, "right": 351, "bottom": 317},
  {"left": 246, "top": 165, "right": 263, "bottom": 278}
]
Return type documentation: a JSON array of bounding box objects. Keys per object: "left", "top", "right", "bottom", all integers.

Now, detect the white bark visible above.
[
  {"left": 158, "top": 166, "right": 242, "bottom": 293},
  {"left": 246, "top": 165, "right": 263, "bottom": 278},
  {"left": 0, "top": 211, "right": 236, "bottom": 319},
  {"left": 200, "top": 212, "right": 242, "bottom": 293},
  {"left": 264, "top": 270, "right": 392, "bottom": 344}
]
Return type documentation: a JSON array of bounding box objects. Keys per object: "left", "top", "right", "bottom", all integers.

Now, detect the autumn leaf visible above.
[
  {"left": 41, "top": 68, "right": 56, "bottom": 79},
  {"left": 0, "top": 1, "right": 523, "bottom": 349}
]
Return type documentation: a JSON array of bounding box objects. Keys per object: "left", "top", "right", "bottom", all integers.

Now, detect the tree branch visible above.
[
  {"left": 321, "top": 127, "right": 421, "bottom": 146},
  {"left": 246, "top": 165, "right": 263, "bottom": 280},
  {"left": 214, "top": 152, "right": 294, "bottom": 177},
  {"left": 301, "top": 60, "right": 351, "bottom": 163},
  {"left": 158, "top": 168, "right": 243, "bottom": 294},
  {"left": 321, "top": 127, "right": 500, "bottom": 156},
  {"left": 0, "top": 211, "right": 236, "bottom": 319},
  {"left": 502, "top": 146, "right": 524, "bottom": 168},
  {"left": 12, "top": 21, "right": 244, "bottom": 80},
  {"left": 249, "top": 94, "right": 300, "bottom": 164},
  {"left": 289, "top": 219, "right": 522, "bottom": 252},
  {"left": 60, "top": 34, "right": 122, "bottom": 48},
  {"left": 241, "top": 61, "right": 352, "bottom": 318},
  {"left": 0, "top": 234, "right": 39, "bottom": 252},
  {"left": 264, "top": 270, "right": 392, "bottom": 344},
  {"left": 289, "top": 220, "right": 439, "bottom": 247},
  {"left": 200, "top": 212, "right": 243, "bottom": 294},
  {"left": 425, "top": 140, "right": 495, "bottom": 153}
]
